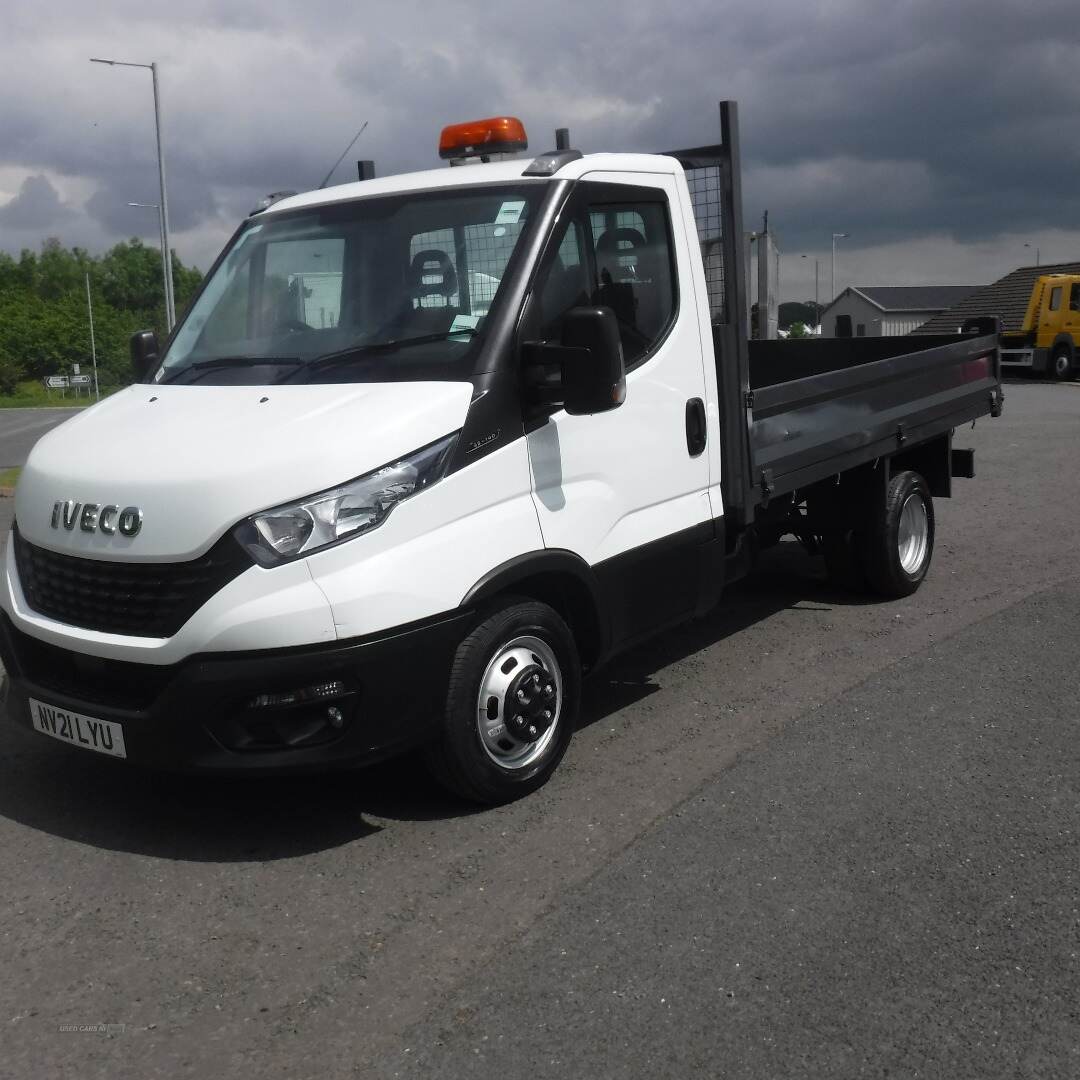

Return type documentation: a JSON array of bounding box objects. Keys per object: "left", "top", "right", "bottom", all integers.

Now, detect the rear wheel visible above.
[
  {"left": 1048, "top": 346, "right": 1074, "bottom": 381},
  {"left": 860, "top": 470, "right": 935, "bottom": 597},
  {"left": 424, "top": 599, "right": 580, "bottom": 805}
]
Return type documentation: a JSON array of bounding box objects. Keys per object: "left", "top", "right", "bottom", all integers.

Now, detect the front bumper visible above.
[
  {"left": 0, "top": 609, "right": 470, "bottom": 773},
  {"left": 1000, "top": 347, "right": 1047, "bottom": 371}
]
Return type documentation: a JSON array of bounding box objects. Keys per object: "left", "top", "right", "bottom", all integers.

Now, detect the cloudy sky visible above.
[{"left": 2, "top": 0, "right": 1078, "bottom": 303}]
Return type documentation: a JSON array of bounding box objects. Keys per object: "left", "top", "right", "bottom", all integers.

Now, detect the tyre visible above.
[
  {"left": 860, "top": 470, "right": 935, "bottom": 598},
  {"left": 424, "top": 599, "right": 580, "bottom": 805},
  {"left": 1048, "top": 346, "right": 1074, "bottom": 382},
  {"left": 820, "top": 528, "right": 866, "bottom": 590}
]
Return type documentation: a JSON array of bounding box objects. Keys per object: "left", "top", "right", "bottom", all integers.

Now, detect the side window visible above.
[
  {"left": 587, "top": 200, "right": 676, "bottom": 367},
  {"left": 535, "top": 219, "right": 592, "bottom": 341},
  {"left": 1049, "top": 286, "right": 1062, "bottom": 312},
  {"left": 1069, "top": 283, "right": 1080, "bottom": 312}
]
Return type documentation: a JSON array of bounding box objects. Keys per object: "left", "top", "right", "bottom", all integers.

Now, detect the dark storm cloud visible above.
[
  {"left": 0, "top": 174, "right": 74, "bottom": 230},
  {"left": 0, "top": 0, "right": 1078, "bottom": 283}
]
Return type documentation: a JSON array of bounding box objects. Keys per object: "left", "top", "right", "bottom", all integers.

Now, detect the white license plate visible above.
[{"left": 29, "top": 697, "right": 127, "bottom": 759}]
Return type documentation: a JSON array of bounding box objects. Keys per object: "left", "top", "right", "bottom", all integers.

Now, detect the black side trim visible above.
[
  {"left": 464, "top": 550, "right": 609, "bottom": 666},
  {"left": 593, "top": 520, "right": 716, "bottom": 651},
  {"left": 465, "top": 549, "right": 601, "bottom": 604}
]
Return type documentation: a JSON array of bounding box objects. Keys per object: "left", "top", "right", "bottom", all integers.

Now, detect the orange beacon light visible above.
[{"left": 438, "top": 117, "right": 528, "bottom": 160}]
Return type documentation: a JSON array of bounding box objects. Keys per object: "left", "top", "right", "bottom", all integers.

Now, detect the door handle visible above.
[{"left": 685, "top": 398, "right": 706, "bottom": 457}]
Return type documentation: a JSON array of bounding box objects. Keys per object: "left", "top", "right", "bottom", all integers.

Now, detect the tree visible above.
[
  {"left": 779, "top": 302, "right": 820, "bottom": 331},
  {"left": 0, "top": 237, "right": 202, "bottom": 394}
]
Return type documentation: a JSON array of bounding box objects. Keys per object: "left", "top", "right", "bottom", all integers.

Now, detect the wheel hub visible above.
[
  {"left": 503, "top": 665, "right": 557, "bottom": 743},
  {"left": 476, "top": 635, "right": 563, "bottom": 770},
  {"left": 897, "top": 492, "right": 929, "bottom": 574}
]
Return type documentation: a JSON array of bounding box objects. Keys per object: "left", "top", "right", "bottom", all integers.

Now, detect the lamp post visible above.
[
  {"left": 128, "top": 202, "right": 169, "bottom": 318},
  {"left": 801, "top": 254, "right": 820, "bottom": 328},
  {"left": 1024, "top": 242, "right": 1041, "bottom": 267},
  {"left": 831, "top": 232, "right": 849, "bottom": 302},
  {"left": 90, "top": 57, "right": 176, "bottom": 330},
  {"left": 85, "top": 273, "right": 100, "bottom": 401}
]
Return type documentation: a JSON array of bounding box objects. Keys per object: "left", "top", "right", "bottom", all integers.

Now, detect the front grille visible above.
[{"left": 12, "top": 525, "right": 253, "bottom": 638}]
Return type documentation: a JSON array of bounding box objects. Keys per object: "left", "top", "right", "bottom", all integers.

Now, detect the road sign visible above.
[
  {"left": 45, "top": 376, "right": 69, "bottom": 389},
  {"left": 72, "top": 363, "right": 81, "bottom": 375},
  {"left": 70, "top": 375, "right": 92, "bottom": 386}
]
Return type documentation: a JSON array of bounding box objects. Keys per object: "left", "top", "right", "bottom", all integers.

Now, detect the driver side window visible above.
[{"left": 533, "top": 192, "right": 677, "bottom": 370}]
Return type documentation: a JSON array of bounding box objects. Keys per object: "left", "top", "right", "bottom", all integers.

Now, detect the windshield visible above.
[{"left": 157, "top": 183, "right": 545, "bottom": 385}]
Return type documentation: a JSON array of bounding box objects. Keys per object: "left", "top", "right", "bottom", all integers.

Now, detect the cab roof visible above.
[{"left": 262, "top": 153, "right": 680, "bottom": 217}]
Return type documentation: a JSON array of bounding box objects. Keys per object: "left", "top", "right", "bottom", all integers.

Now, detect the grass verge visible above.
[{"left": 0, "top": 379, "right": 121, "bottom": 408}]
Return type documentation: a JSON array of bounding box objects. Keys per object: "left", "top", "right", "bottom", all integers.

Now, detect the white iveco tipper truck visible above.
[{"left": 0, "top": 105, "right": 1003, "bottom": 803}]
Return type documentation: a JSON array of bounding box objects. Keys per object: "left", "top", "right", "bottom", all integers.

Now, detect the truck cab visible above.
[
  {"left": 0, "top": 107, "right": 1002, "bottom": 804},
  {"left": 1001, "top": 273, "right": 1080, "bottom": 380}
]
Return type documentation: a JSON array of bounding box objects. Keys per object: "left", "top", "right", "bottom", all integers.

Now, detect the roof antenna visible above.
[{"left": 318, "top": 121, "right": 369, "bottom": 189}]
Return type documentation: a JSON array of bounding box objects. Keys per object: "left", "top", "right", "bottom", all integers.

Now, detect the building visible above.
[
  {"left": 915, "top": 261, "right": 1080, "bottom": 334},
  {"left": 820, "top": 285, "right": 982, "bottom": 338}
]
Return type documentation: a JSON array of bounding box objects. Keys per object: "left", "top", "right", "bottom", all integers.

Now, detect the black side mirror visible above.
[
  {"left": 560, "top": 307, "right": 626, "bottom": 415},
  {"left": 523, "top": 306, "right": 626, "bottom": 417},
  {"left": 130, "top": 330, "right": 159, "bottom": 380}
]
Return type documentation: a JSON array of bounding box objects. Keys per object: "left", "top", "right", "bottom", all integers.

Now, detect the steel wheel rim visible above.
[
  {"left": 477, "top": 635, "right": 562, "bottom": 770},
  {"left": 897, "top": 492, "right": 929, "bottom": 575},
  {"left": 1053, "top": 352, "right": 1070, "bottom": 377}
]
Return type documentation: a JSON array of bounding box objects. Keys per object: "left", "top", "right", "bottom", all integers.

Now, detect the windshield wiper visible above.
[
  {"left": 277, "top": 330, "right": 477, "bottom": 383},
  {"left": 162, "top": 356, "right": 302, "bottom": 384}
]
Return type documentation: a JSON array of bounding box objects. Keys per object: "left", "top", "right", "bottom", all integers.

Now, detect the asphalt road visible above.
[
  {"left": 1, "top": 382, "right": 1078, "bottom": 1079},
  {"left": 0, "top": 408, "right": 82, "bottom": 468}
]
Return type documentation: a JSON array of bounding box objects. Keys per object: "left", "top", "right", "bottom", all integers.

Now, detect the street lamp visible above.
[
  {"left": 801, "top": 254, "right": 820, "bottom": 327},
  {"left": 128, "top": 202, "right": 169, "bottom": 317},
  {"left": 90, "top": 57, "right": 176, "bottom": 330},
  {"left": 1024, "top": 242, "right": 1041, "bottom": 267},
  {"left": 831, "top": 232, "right": 849, "bottom": 302}
]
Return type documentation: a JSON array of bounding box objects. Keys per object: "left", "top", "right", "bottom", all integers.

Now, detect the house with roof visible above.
[
  {"left": 819, "top": 285, "right": 982, "bottom": 338},
  {"left": 915, "top": 261, "right": 1080, "bottom": 335}
]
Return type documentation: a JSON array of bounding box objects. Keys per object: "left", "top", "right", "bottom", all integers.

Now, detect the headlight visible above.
[{"left": 235, "top": 433, "right": 458, "bottom": 566}]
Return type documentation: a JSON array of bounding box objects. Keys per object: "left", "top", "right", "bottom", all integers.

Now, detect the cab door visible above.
[
  {"left": 1064, "top": 281, "right": 1080, "bottom": 344},
  {"left": 521, "top": 176, "right": 713, "bottom": 648}
]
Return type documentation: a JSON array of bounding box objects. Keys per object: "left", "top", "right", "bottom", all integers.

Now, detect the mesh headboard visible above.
[{"left": 683, "top": 164, "right": 726, "bottom": 324}]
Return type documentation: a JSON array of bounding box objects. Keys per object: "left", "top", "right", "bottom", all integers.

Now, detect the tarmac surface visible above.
[
  {"left": 0, "top": 381, "right": 1078, "bottom": 1079},
  {"left": 0, "top": 407, "right": 81, "bottom": 469}
]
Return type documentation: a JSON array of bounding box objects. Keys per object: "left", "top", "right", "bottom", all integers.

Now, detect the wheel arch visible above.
[
  {"left": 1051, "top": 333, "right": 1076, "bottom": 358},
  {"left": 462, "top": 550, "right": 609, "bottom": 670},
  {"left": 890, "top": 432, "right": 951, "bottom": 498}
]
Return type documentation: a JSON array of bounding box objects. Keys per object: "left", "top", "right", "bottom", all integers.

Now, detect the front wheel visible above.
[
  {"left": 425, "top": 599, "right": 580, "bottom": 805},
  {"left": 1048, "top": 346, "right": 1074, "bottom": 382},
  {"left": 860, "top": 470, "right": 935, "bottom": 598}
]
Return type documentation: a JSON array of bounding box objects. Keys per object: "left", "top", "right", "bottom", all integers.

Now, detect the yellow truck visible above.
[{"left": 1001, "top": 273, "right": 1080, "bottom": 380}]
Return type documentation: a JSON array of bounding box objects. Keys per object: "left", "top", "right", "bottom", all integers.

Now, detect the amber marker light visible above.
[{"left": 438, "top": 116, "right": 528, "bottom": 160}]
